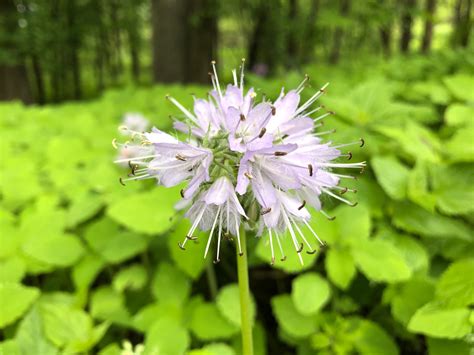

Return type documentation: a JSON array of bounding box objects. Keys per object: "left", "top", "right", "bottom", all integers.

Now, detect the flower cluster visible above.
[{"left": 114, "top": 61, "right": 365, "bottom": 265}]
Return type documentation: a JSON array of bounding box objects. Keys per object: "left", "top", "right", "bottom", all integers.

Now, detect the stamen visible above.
[
  {"left": 240, "top": 58, "right": 245, "bottom": 91},
  {"left": 274, "top": 230, "right": 286, "bottom": 262},
  {"left": 240, "top": 113, "right": 246, "bottom": 121},
  {"left": 314, "top": 129, "right": 336, "bottom": 136},
  {"left": 360, "top": 138, "right": 365, "bottom": 147},
  {"left": 258, "top": 128, "right": 266, "bottom": 138},
  {"left": 297, "top": 242, "right": 304, "bottom": 253},
  {"left": 166, "top": 95, "right": 198, "bottom": 123},
  {"left": 269, "top": 229, "right": 275, "bottom": 265},
  {"left": 347, "top": 152, "right": 352, "bottom": 160},
  {"left": 175, "top": 154, "right": 186, "bottom": 162},
  {"left": 281, "top": 209, "right": 304, "bottom": 265},
  {"left": 244, "top": 172, "right": 254, "bottom": 179},
  {"left": 180, "top": 189, "right": 185, "bottom": 198},
  {"left": 178, "top": 242, "right": 186, "bottom": 250},
  {"left": 298, "top": 200, "right": 306, "bottom": 210},
  {"left": 216, "top": 210, "right": 223, "bottom": 262},
  {"left": 235, "top": 215, "right": 243, "bottom": 256},
  {"left": 186, "top": 235, "right": 198, "bottom": 240},
  {"left": 308, "top": 164, "right": 313, "bottom": 177},
  {"left": 232, "top": 69, "right": 238, "bottom": 86},
  {"left": 204, "top": 206, "right": 221, "bottom": 259},
  {"left": 271, "top": 106, "right": 276, "bottom": 115},
  {"left": 296, "top": 74, "right": 309, "bottom": 93},
  {"left": 260, "top": 207, "right": 272, "bottom": 215},
  {"left": 112, "top": 138, "right": 118, "bottom": 149},
  {"left": 119, "top": 177, "right": 126, "bottom": 186},
  {"left": 211, "top": 60, "right": 223, "bottom": 99},
  {"left": 322, "top": 188, "right": 358, "bottom": 206},
  {"left": 274, "top": 151, "right": 287, "bottom": 156},
  {"left": 303, "top": 219, "right": 326, "bottom": 246},
  {"left": 313, "top": 111, "right": 334, "bottom": 123}
]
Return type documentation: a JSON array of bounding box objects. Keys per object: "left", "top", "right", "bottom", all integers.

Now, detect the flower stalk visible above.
[{"left": 237, "top": 224, "right": 254, "bottom": 355}]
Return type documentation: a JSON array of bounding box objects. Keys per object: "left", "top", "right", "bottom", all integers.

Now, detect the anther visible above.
[
  {"left": 175, "top": 154, "right": 186, "bottom": 162},
  {"left": 340, "top": 187, "right": 348, "bottom": 194},
  {"left": 360, "top": 166, "right": 365, "bottom": 174},
  {"left": 360, "top": 138, "right": 365, "bottom": 147},
  {"left": 329, "top": 111, "right": 335, "bottom": 115},
  {"left": 350, "top": 202, "right": 359, "bottom": 207},
  {"left": 112, "top": 138, "right": 118, "bottom": 149},
  {"left": 239, "top": 252, "right": 244, "bottom": 257},
  {"left": 186, "top": 235, "right": 198, "bottom": 240},
  {"left": 119, "top": 177, "right": 126, "bottom": 186},
  {"left": 258, "top": 128, "right": 266, "bottom": 138},
  {"left": 271, "top": 257, "right": 275, "bottom": 265},
  {"left": 306, "top": 250, "right": 317, "bottom": 255},
  {"left": 180, "top": 189, "right": 185, "bottom": 198},
  {"left": 280, "top": 256, "right": 287, "bottom": 262},
  {"left": 244, "top": 172, "right": 254, "bottom": 179},
  {"left": 213, "top": 258, "right": 220, "bottom": 264},
  {"left": 211, "top": 60, "right": 216, "bottom": 65},
  {"left": 271, "top": 106, "right": 276, "bottom": 115},
  {"left": 240, "top": 113, "right": 246, "bottom": 121},
  {"left": 282, "top": 134, "right": 289, "bottom": 139},
  {"left": 347, "top": 152, "right": 352, "bottom": 160},
  {"left": 297, "top": 243, "right": 304, "bottom": 253},
  {"left": 178, "top": 242, "right": 186, "bottom": 250},
  {"left": 274, "top": 151, "right": 287, "bottom": 156},
  {"left": 260, "top": 207, "right": 272, "bottom": 215},
  {"left": 298, "top": 200, "right": 306, "bottom": 210},
  {"left": 308, "top": 164, "right": 314, "bottom": 177}
]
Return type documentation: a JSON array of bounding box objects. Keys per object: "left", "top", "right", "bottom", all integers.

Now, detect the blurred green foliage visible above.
[{"left": 0, "top": 52, "right": 473, "bottom": 354}]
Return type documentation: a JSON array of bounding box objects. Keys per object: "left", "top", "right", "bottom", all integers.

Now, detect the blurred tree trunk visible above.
[
  {"left": 379, "top": 26, "right": 392, "bottom": 57},
  {"left": 152, "top": 0, "right": 188, "bottom": 83},
  {"left": 186, "top": 0, "right": 217, "bottom": 83},
  {"left": 67, "top": 0, "right": 82, "bottom": 99},
  {"left": 286, "top": 0, "right": 299, "bottom": 68},
  {"left": 152, "top": 0, "right": 217, "bottom": 83},
  {"left": 95, "top": 0, "right": 106, "bottom": 91},
  {"left": 400, "top": 0, "right": 416, "bottom": 53},
  {"left": 452, "top": 0, "right": 472, "bottom": 47},
  {"left": 30, "top": 54, "right": 45, "bottom": 104},
  {"left": 420, "top": 0, "right": 436, "bottom": 53},
  {"left": 0, "top": 0, "right": 32, "bottom": 103},
  {"left": 301, "top": 0, "right": 319, "bottom": 64},
  {"left": 329, "top": 0, "right": 350, "bottom": 64}
]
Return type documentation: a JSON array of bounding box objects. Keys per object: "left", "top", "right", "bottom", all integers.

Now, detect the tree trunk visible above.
[
  {"left": 380, "top": 26, "right": 392, "bottom": 57},
  {"left": 329, "top": 0, "right": 350, "bottom": 64},
  {"left": 31, "top": 54, "right": 45, "bottom": 104},
  {"left": 400, "top": 0, "right": 416, "bottom": 53},
  {"left": 452, "top": 0, "right": 472, "bottom": 47},
  {"left": 67, "top": 0, "right": 82, "bottom": 99},
  {"left": 286, "top": 0, "right": 299, "bottom": 68},
  {"left": 301, "top": 0, "right": 320, "bottom": 64},
  {"left": 152, "top": 0, "right": 188, "bottom": 83},
  {"left": 421, "top": 0, "right": 436, "bottom": 53},
  {"left": 0, "top": 0, "right": 32, "bottom": 103},
  {"left": 185, "top": 0, "right": 218, "bottom": 83}
]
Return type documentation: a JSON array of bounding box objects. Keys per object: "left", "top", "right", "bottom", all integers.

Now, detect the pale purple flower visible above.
[
  {"left": 120, "top": 112, "right": 149, "bottom": 134},
  {"left": 113, "top": 61, "right": 365, "bottom": 265}
]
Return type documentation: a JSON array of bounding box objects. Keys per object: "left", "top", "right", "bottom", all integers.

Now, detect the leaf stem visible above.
[{"left": 237, "top": 225, "right": 254, "bottom": 355}]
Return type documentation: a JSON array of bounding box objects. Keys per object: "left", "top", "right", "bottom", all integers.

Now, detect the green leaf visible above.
[
  {"left": 352, "top": 319, "right": 398, "bottom": 355},
  {"left": 133, "top": 303, "right": 182, "bottom": 333},
  {"left": 444, "top": 104, "right": 474, "bottom": 127},
  {"left": 0, "top": 257, "right": 26, "bottom": 283},
  {"left": 392, "top": 202, "right": 472, "bottom": 241},
  {"left": 90, "top": 287, "right": 131, "bottom": 326},
  {"left": 407, "top": 160, "right": 436, "bottom": 211},
  {"left": 445, "top": 125, "right": 474, "bottom": 163},
  {"left": 188, "top": 343, "right": 236, "bottom": 355},
  {"left": 40, "top": 302, "right": 108, "bottom": 353},
  {"left": 271, "top": 294, "right": 317, "bottom": 338},
  {"left": 66, "top": 192, "right": 104, "bottom": 228},
  {"left": 372, "top": 156, "right": 409, "bottom": 200},
  {"left": 427, "top": 338, "right": 470, "bottom": 355},
  {"left": 168, "top": 221, "right": 207, "bottom": 279},
  {"left": 443, "top": 74, "right": 474, "bottom": 102},
  {"left": 336, "top": 204, "right": 371, "bottom": 245},
  {"left": 408, "top": 302, "right": 471, "bottom": 339},
  {"left": 352, "top": 239, "right": 412, "bottom": 283},
  {"left": 255, "top": 229, "right": 318, "bottom": 273},
  {"left": 22, "top": 233, "right": 84, "bottom": 267},
  {"left": 145, "top": 317, "right": 189, "bottom": 355},
  {"left": 388, "top": 277, "right": 435, "bottom": 325},
  {"left": 15, "top": 306, "right": 58, "bottom": 355},
  {"left": 107, "top": 186, "right": 179, "bottom": 235},
  {"left": 325, "top": 248, "right": 356, "bottom": 290},
  {"left": 0, "top": 340, "right": 20, "bottom": 355},
  {"left": 113, "top": 264, "right": 148, "bottom": 292},
  {"left": 151, "top": 262, "right": 190, "bottom": 306},
  {"left": 84, "top": 218, "right": 148, "bottom": 263},
  {"left": 216, "top": 283, "right": 256, "bottom": 328},
  {"left": 292, "top": 273, "right": 331, "bottom": 315},
  {"left": 72, "top": 254, "right": 105, "bottom": 293},
  {"left": 0, "top": 283, "right": 39, "bottom": 328},
  {"left": 190, "top": 303, "right": 239, "bottom": 340},
  {"left": 436, "top": 258, "right": 474, "bottom": 307}
]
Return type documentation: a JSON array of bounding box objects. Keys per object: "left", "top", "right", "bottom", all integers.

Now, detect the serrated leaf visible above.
[
  {"left": 84, "top": 218, "right": 148, "bottom": 263},
  {"left": 107, "top": 187, "right": 179, "bottom": 235},
  {"left": 190, "top": 303, "right": 239, "bottom": 340},
  {"left": 145, "top": 317, "right": 189, "bottom": 355},
  {"left": 292, "top": 273, "right": 331, "bottom": 315},
  {"left": 0, "top": 283, "right": 39, "bottom": 328},
  {"left": 436, "top": 258, "right": 474, "bottom": 307},
  {"left": 151, "top": 262, "right": 190, "bottom": 306},
  {"left": 216, "top": 284, "right": 256, "bottom": 328},
  {"left": 372, "top": 156, "right": 409, "bottom": 200},
  {"left": 271, "top": 294, "right": 317, "bottom": 338},
  {"left": 408, "top": 302, "right": 471, "bottom": 339},
  {"left": 352, "top": 239, "right": 412, "bottom": 283},
  {"left": 325, "top": 248, "right": 356, "bottom": 290}
]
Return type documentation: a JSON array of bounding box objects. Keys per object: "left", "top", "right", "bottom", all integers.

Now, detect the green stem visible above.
[{"left": 237, "top": 225, "right": 254, "bottom": 355}]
